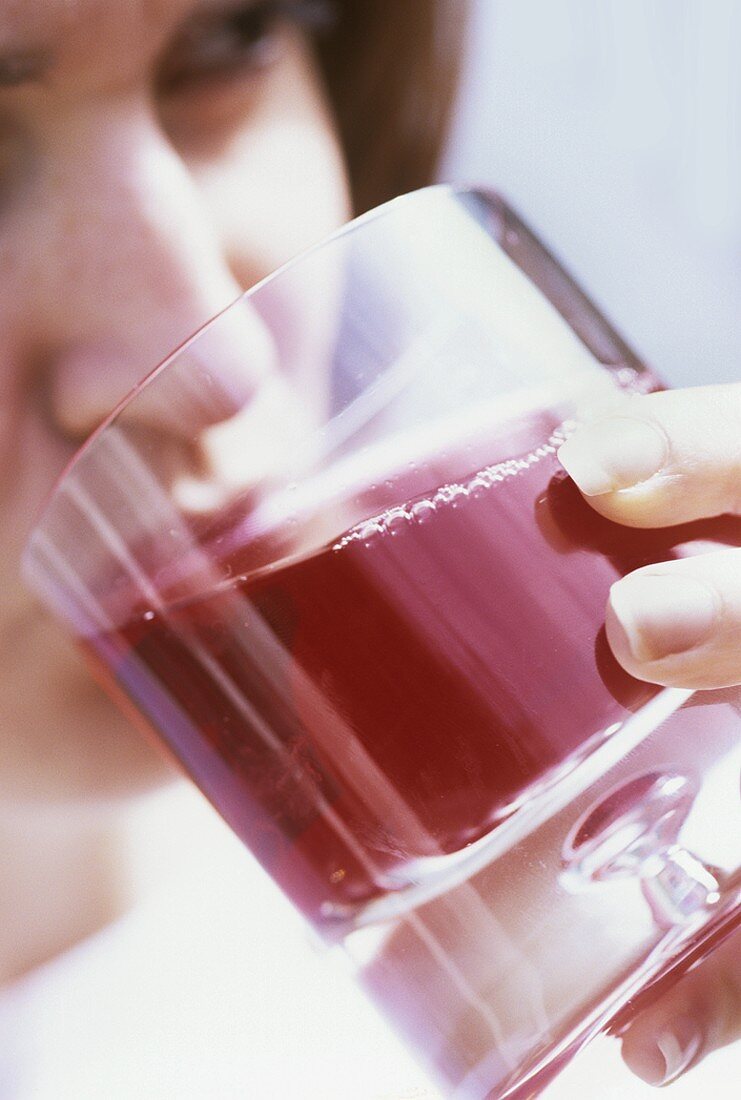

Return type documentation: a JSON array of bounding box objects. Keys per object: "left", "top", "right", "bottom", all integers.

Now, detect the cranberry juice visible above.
[{"left": 85, "top": 425, "right": 738, "bottom": 934}]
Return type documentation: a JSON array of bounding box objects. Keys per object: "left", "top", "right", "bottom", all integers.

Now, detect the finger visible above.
[
  {"left": 621, "top": 929, "right": 741, "bottom": 1086},
  {"left": 557, "top": 384, "right": 741, "bottom": 527},
  {"left": 606, "top": 548, "right": 741, "bottom": 689}
]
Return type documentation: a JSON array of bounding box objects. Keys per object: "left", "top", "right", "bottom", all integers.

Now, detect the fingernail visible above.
[
  {"left": 609, "top": 574, "right": 719, "bottom": 662},
  {"left": 625, "top": 1017, "right": 703, "bottom": 1086},
  {"left": 557, "top": 417, "right": 669, "bottom": 496}
]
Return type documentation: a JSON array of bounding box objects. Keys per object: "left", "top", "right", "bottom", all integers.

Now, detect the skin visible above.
[
  {"left": 0, "top": 0, "right": 736, "bottom": 1088},
  {"left": 0, "top": 0, "right": 352, "bottom": 806},
  {"left": 559, "top": 387, "right": 741, "bottom": 1086},
  {"left": 0, "top": 0, "right": 350, "bottom": 980}
]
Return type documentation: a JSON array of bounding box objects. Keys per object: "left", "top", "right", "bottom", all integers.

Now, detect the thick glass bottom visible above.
[{"left": 341, "top": 692, "right": 740, "bottom": 1099}]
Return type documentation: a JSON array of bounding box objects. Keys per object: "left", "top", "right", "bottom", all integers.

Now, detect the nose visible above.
[{"left": 30, "top": 99, "right": 272, "bottom": 440}]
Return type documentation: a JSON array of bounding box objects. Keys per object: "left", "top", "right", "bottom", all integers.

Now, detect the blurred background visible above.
[{"left": 444, "top": 0, "right": 741, "bottom": 390}]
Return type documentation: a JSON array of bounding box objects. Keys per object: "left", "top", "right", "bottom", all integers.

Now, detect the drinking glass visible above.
[{"left": 23, "top": 186, "right": 741, "bottom": 1099}]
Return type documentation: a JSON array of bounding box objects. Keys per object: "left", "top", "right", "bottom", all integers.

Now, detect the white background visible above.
[{"left": 443, "top": 0, "right": 741, "bottom": 390}]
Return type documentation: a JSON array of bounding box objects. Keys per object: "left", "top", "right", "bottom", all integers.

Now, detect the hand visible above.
[{"left": 558, "top": 382, "right": 741, "bottom": 1085}]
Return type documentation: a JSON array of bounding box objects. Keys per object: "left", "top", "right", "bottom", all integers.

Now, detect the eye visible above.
[{"left": 157, "top": 0, "right": 338, "bottom": 96}]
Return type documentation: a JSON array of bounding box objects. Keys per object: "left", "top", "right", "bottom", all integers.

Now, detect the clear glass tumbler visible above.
[{"left": 23, "top": 186, "right": 741, "bottom": 1099}]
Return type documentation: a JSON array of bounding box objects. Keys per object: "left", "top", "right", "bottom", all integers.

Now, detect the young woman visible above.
[{"left": 0, "top": 0, "right": 737, "bottom": 1093}]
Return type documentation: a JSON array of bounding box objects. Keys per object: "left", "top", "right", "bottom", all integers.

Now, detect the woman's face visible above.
[{"left": 0, "top": 0, "right": 350, "bottom": 806}]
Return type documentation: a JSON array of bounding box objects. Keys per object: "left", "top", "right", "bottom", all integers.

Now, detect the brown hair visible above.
[{"left": 316, "top": 1, "right": 469, "bottom": 214}]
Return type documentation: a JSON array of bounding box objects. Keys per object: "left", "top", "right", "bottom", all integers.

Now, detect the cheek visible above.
[
  {"left": 193, "top": 114, "right": 352, "bottom": 291},
  {"left": 0, "top": 612, "right": 174, "bottom": 807},
  {"left": 0, "top": 351, "right": 21, "bottom": 489},
  {"left": 209, "top": 120, "right": 351, "bottom": 414},
  {"left": 187, "top": 92, "right": 351, "bottom": 415}
]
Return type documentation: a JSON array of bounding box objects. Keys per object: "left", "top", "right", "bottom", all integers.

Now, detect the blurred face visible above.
[{"left": 0, "top": 0, "right": 350, "bottom": 805}]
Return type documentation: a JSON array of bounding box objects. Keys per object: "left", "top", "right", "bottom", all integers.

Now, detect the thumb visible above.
[{"left": 621, "top": 928, "right": 741, "bottom": 1087}]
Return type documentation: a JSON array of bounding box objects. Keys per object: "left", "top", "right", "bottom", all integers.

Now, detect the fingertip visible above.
[
  {"left": 556, "top": 417, "right": 669, "bottom": 498},
  {"left": 620, "top": 1032, "right": 667, "bottom": 1087},
  {"left": 605, "top": 551, "right": 741, "bottom": 690},
  {"left": 621, "top": 1015, "right": 705, "bottom": 1087},
  {"left": 607, "top": 573, "right": 719, "bottom": 664}
]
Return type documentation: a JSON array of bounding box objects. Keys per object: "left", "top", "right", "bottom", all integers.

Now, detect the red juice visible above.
[{"left": 85, "top": 422, "right": 741, "bottom": 934}]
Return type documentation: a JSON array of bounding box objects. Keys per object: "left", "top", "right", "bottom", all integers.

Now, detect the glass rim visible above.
[{"left": 25, "top": 181, "right": 488, "bottom": 561}]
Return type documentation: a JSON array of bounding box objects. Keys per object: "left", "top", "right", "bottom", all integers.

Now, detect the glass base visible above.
[
  {"left": 319, "top": 687, "right": 693, "bottom": 936},
  {"left": 487, "top": 898, "right": 741, "bottom": 1100},
  {"left": 340, "top": 691, "right": 741, "bottom": 1100}
]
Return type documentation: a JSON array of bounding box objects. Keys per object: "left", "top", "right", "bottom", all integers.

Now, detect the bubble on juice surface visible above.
[
  {"left": 332, "top": 422, "right": 573, "bottom": 551},
  {"left": 357, "top": 520, "right": 381, "bottom": 549},
  {"left": 441, "top": 484, "right": 467, "bottom": 508},
  {"left": 468, "top": 475, "right": 489, "bottom": 499},
  {"left": 386, "top": 508, "right": 410, "bottom": 535},
  {"left": 411, "top": 500, "right": 436, "bottom": 523}
]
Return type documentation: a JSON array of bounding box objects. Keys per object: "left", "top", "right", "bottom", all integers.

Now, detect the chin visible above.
[
  {"left": 1, "top": 612, "right": 179, "bottom": 809},
  {"left": 14, "top": 697, "right": 179, "bottom": 812},
  {"left": 64, "top": 678, "right": 182, "bottom": 807}
]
